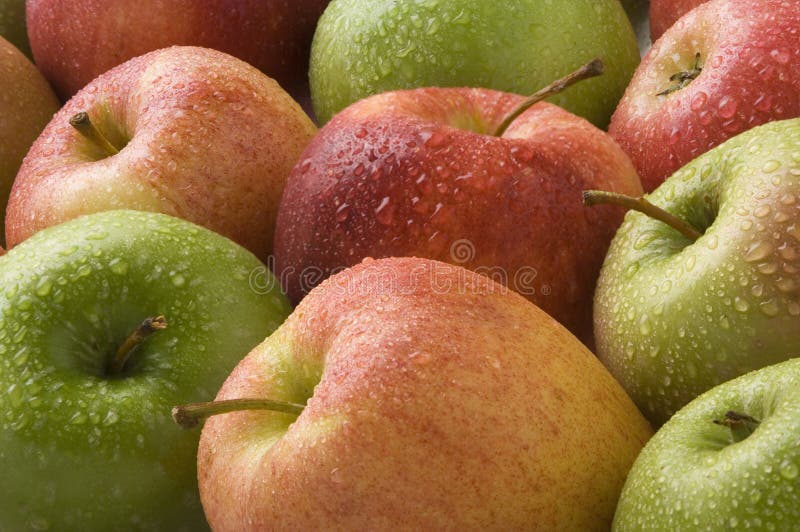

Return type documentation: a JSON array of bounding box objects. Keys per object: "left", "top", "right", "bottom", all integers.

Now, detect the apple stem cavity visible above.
[
  {"left": 107, "top": 315, "right": 167, "bottom": 375},
  {"left": 69, "top": 111, "right": 121, "bottom": 156},
  {"left": 713, "top": 411, "right": 761, "bottom": 443},
  {"left": 582, "top": 190, "right": 703, "bottom": 242},
  {"left": 657, "top": 52, "right": 703, "bottom": 96},
  {"left": 493, "top": 58, "right": 605, "bottom": 137},
  {"left": 172, "top": 398, "right": 306, "bottom": 429}
]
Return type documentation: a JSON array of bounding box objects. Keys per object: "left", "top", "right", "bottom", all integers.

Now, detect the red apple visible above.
[
  {"left": 26, "top": 0, "right": 329, "bottom": 101},
  {"left": 650, "top": 0, "right": 707, "bottom": 41},
  {"left": 609, "top": 0, "right": 800, "bottom": 192},
  {"left": 182, "top": 257, "right": 653, "bottom": 530},
  {"left": 273, "top": 85, "right": 642, "bottom": 346},
  {"left": 0, "top": 35, "right": 59, "bottom": 246},
  {"left": 6, "top": 46, "right": 317, "bottom": 260}
]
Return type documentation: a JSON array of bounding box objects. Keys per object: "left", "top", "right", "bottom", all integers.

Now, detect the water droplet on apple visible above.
[
  {"left": 171, "top": 274, "right": 186, "bottom": 287},
  {"left": 744, "top": 241, "right": 773, "bottom": 262},
  {"left": 759, "top": 298, "right": 780, "bottom": 317},
  {"left": 718, "top": 96, "right": 738, "bottom": 119},
  {"left": 779, "top": 460, "right": 798, "bottom": 480},
  {"left": 734, "top": 297, "right": 750, "bottom": 313},
  {"left": 375, "top": 196, "right": 394, "bottom": 226},
  {"left": 705, "top": 235, "right": 719, "bottom": 250},
  {"left": 109, "top": 259, "right": 129, "bottom": 276},
  {"left": 770, "top": 48, "right": 791, "bottom": 64}
]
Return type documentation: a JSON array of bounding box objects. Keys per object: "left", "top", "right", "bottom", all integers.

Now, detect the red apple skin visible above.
[
  {"left": 197, "top": 257, "right": 653, "bottom": 530},
  {"left": 273, "top": 88, "right": 643, "bottom": 346},
  {"left": 610, "top": 0, "right": 800, "bottom": 192},
  {"left": 0, "top": 35, "right": 59, "bottom": 245},
  {"left": 650, "top": 0, "right": 707, "bottom": 41},
  {"left": 26, "top": 0, "right": 329, "bottom": 101},
  {"left": 6, "top": 46, "right": 317, "bottom": 260}
]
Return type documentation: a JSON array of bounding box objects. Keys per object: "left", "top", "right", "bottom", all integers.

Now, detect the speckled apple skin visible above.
[
  {"left": 6, "top": 46, "right": 316, "bottom": 261},
  {"left": 649, "top": 0, "right": 708, "bottom": 41},
  {"left": 274, "top": 88, "right": 643, "bottom": 346},
  {"left": 0, "top": 36, "right": 58, "bottom": 243},
  {"left": 610, "top": 0, "right": 800, "bottom": 192},
  {"left": 26, "top": 0, "right": 329, "bottom": 100},
  {"left": 197, "top": 257, "right": 653, "bottom": 530}
]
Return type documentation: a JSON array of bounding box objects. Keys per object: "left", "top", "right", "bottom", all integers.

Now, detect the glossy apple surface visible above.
[
  {"left": 275, "top": 87, "right": 642, "bottom": 346},
  {"left": 650, "top": 0, "right": 707, "bottom": 41},
  {"left": 196, "top": 257, "right": 653, "bottom": 530},
  {"left": 6, "top": 46, "right": 316, "bottom": 259},
  {"left": 595, "top": 118, "right": 800, "bottom": 426},
  {"left": 614, "top": 358, "right": 800, "bottom": 530},
  {"left": 0, "top": 35, "right": 59, "bottom": 245},
  {"left": 309, "top": 0, "right": 640, "bottom": 127},
  {"left": 26, "top": 0, "right": 329, "bottom": 100},
  {"left": 609, "top": 0, "right": 800, "bottom": 192},
  {"left": 0, "top": 210, "right": 291, "bottom": 530}
]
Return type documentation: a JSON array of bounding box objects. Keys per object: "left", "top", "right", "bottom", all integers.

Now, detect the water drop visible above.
[
  {"left": 744, "top": 242, "right": 773, "bottom": 262},
  {"left": 779, "top": 460, "right": 798, "bottom": 480}
]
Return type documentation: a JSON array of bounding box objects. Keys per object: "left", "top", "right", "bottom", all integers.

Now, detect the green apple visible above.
[
  {"left": 0, "top": 0, "right": 30, "bottom": 57},
  {"left": 177, "top": 257, "right": 653, "bottom": 530},
  {"left": 309, "top": 0, "right": 640, "bottom": 127},
  {"left": 590, "top": 118, "right": 800, "bottom": 426},
  {"left": 613, "top": 358, "right": 800, "bottom": 530},
  {"left": 0, "top": 210, "right": 291, "bottom": 531}
]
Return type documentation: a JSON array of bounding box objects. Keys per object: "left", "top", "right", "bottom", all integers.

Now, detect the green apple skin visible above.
[
  {"left": 0, "top": 210, "right": 291, "bottom": 531},
  {"left": 614, "top": 358, "right": 800, "bottom": 530},
  {"left": 594, "top": 118, "right": 800, "bottom": 426},
  {"left": 309, "top": 0, "right": 640, "bottom": 127},
  {"left": 0, "top": 0, "right": 30, "bottom": 57}
]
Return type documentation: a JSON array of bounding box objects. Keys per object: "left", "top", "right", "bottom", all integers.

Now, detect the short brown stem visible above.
[
  {"left": 657, "top": 52, "right": 703, "bottom": 96},
  {"left": 493, "top": 58, "right": 605, "bottom": 137},
  {"left": 69, "top": 111, "right": 120, "bottom": 156},
  {"left": 107, "top": 315, "right": 167, "bottom": 375},
  {"left": 582, "top": 190, "right": 703, "bottom": 242},
  {"left": 172, "top": 398, "right": 306, "bottom": 429},
  {"left": 713, "top": 411, "right": 760, "bottom": 443}
]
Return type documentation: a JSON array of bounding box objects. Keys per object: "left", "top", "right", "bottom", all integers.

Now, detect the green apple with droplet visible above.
[
  {"left": 613, "top": 358, "right": 800, "bottom": 530},
  {"left": 587, "top": 117, "right": 800, "bottom": 427},
  {"left": 309, "top": 0, "right": 640, "bottom": 127},
  {"left": 0, "top": 210, "right": 291, "bottom": 531}
]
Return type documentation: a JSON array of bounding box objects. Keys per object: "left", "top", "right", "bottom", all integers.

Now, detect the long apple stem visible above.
[
  {"left": 582, "top": 190, "right": 703, "bottom": 242},
  {"left": 713, "top": 411, "right": 760, "bottom": 443},
  {"left": 107, "top": 315, "right": 167, "bottom": 375},
  {"left": 69, "top": 112, "right": 120, "bottom": 156},
  {"left": 172, "top": 398, "right": 306, "bottom": 429},
  {"left": 493, "top": 58, "right": 605, "bottom": 137}
]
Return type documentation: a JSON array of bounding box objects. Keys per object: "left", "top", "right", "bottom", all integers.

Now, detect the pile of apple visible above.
[{"left": 0, "top": 0, "right": 798, "bottom": 530}]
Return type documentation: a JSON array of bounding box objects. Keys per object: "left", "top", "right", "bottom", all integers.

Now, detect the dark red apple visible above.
[
  {"left": 273, "top": 86, "right": 643, "bottom": 346},
  {"left": 26, "top": 0, "right": 329, "bottom": 101},
  {"left": 650, "top": 0, "right": 707, "bottom": 41},
  {"left": 610, "top": 0, "right": 800, "bottom": 192}
]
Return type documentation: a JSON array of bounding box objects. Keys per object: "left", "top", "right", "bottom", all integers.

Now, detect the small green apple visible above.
[
  {"left": 309, "top": 0, "right": 640, "bottom": 127},
  {"left": 0, "top": 210, "right": 291, "bottom": 531},
  {"left": 613, "top": 358, "right": 800, "bottom": 530},
  {"left": 591, "top": 118, "right": 800, "bottom": 426}
]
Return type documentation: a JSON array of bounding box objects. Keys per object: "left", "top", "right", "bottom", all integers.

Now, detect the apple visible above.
[
  {"left": 613, "top": 358, "right": 800, "bottom": 530},
  {"left": 174, "top": 257, "right": 653, "bottom": 530},
  {"left": 274, "top": 63, "right": 643, "bottom": 346},
  {"left": 588, "top": 117, "right": 800, "bottom": 427},
  {"left": 0, "top": 209, "right": 291, "bottom": 530},
  {"left": 309, "top": 0, "right": 640, "bottom": 128},
  {"left": 0, "top": 35, "right": 59, "bottom": 247},
  {"left": 0, "top": 0, "right": 29, "bottom": 57},
  {"left": 650, "top": 0, "right": 707, "bottom": 41},
  {"left": 609, "top": 0, "right": 800, "bottom": 192},
  {"left": 5, "top": 45, "right": 317, "bottom": 260},
  {"left": 25, "top": 0, "right": 330, "bottom": 101}
]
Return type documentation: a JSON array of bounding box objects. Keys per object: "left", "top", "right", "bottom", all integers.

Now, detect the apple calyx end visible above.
[
  {"left": 582, "top": 189, "right": 703, "bottom": 242},
  {"left": 713, "top": 410, "right": 761, "bottom": 443},
  {"left": 106, "top": 315, "right": 167, "bottom": 376},
  {"left": 493, "top": 57, "right": 605, "bottom": 137},
  {"left": 657, "top": 52, "right": 703, "bottom": 97},
  {"left": 172, "top": 398, "right": 306, "bottom": 430},
  {"left": 69, "top": 111, "right": 121, "bottom": 157}
]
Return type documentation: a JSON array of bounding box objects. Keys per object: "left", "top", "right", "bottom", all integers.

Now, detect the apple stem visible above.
[
  {"left": 713, "top": 410, "right": 760, "bottom": 443},
  {"left": 172, "top": 398, "right": 306, "bottom": 429},
  {"left": 69, "top": 112, "right": 121, "bottom": 156},
  {"left": 657, "top": 52, "right": 703, "bottom": 96},
  {"left": 107, "top": 315, "right": 167, "bottom": 375},
  {"left": 493, "top": 58, "right": 605, "bottom": 137},
  {"left": 582, "top": 190, "right": 703, "bottom": 242}
]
